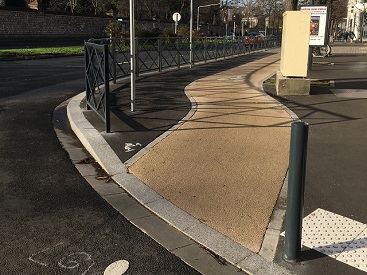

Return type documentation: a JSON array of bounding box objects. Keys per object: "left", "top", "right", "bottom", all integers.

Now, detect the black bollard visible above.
[{"left": 283, "top": 121, "right": 309, "bottom": 263}]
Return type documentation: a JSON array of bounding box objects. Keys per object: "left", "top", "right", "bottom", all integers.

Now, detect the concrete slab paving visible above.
[{"left": 130, "top": 215, "right": 196, "bottom": 251}]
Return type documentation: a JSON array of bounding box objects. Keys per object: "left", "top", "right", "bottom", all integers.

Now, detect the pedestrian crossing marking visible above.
[{"left": 281, "top": 208, "right": 367, "bottom": 272}]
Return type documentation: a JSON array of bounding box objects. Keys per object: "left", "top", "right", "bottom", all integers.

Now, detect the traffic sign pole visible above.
[{"left": 172, "top": 12, "right": 181, "bottom": 34}]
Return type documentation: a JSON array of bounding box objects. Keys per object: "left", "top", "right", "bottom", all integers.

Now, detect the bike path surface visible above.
[
  {"left": 0, "top": 57, "right": 202, "bottom": 275},
  {"left": 67, "top": 44, "right": 367, "bottom": 274}
]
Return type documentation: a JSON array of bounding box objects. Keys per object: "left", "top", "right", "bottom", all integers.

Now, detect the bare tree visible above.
[
  {"left": 48, "top": 0, "right": 65, "bottom": 11},
  {"left": 255, "top": 0, "right": 283, "bottom": 32},
  {"left": 91, "top": 0, "right": 99, "bottom": 14},
  {"left": 283, "top": 0, "right": 297, "bottom": 11},
  {"left": 67, "top": 0, "right": 78, "bottom": 13},
  {"left": 91, "top": 0, "right": 108, "bottom": 14},
  {"left": 238, "top": 0, "right": 258, "bottom": 28},
  {"left": 328, "top": 0, "right": 348, "bottom": 37}
]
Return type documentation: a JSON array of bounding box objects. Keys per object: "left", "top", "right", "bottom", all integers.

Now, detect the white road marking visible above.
[
  {"left": 29, "top": 243, "right": 96, "bottom": 273},
  {"left": 28, "top": 242, "right": 64, "bottom": 267},
  {"left": 104, "top": 260, "right": 130, "bottom": 275},
  {"left": 125, "top": 142, "right": 142, "bottom": 152},
  {"left": 281, "top": 208, "right": 367, "bottom": 272}
]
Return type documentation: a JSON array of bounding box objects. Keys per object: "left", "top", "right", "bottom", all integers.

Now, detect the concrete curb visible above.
[
  {"left": 66, "top": 53, "right": 297, "bottom": 274},
  {"left": 256, "top": 72, "right": 299, "bottom": 262},
  {"left": 67, "top": 94, "right": 293, "bottom": 275}
]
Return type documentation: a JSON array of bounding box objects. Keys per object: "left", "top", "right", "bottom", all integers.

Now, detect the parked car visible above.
[
  {"left": 225, "top": 32, "right": 235, "bottom": 40},
  {"left": 244, "top": 31, "right": 263, "bottom": 45}
]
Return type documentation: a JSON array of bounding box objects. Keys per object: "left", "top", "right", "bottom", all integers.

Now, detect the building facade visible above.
[{"left": 346, "top": 0, "right": 366, "bottom": 41}]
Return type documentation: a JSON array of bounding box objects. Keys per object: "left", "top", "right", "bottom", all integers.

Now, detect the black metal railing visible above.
[
  {"left": 84, "top": 35, "right": 281, "bottom": 132},
  {"left": 92, "top": 35, "right": 281, "bottom": 81},
  {"left": 84, "top": 42, "right": 110, "bottom": 133}
]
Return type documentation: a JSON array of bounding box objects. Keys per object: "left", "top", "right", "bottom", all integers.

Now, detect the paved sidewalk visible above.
[
  {"left": 66, "top": 44, "right": 367, "bottom": 274},
  {"left": 68, "top": 50, "right": 294, "bottom": 274},
  {"left": 127, "top": 54, "right": 291, "bottom": 253}
]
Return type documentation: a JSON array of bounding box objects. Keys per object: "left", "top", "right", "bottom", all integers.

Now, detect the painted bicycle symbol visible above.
[{"left": 124, "top": 142, "right": 142, "bottom": 152}]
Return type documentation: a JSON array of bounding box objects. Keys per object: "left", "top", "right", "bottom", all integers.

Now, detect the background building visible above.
[{"left": 346, "top": 0, "right": 366, "bottom": 41}]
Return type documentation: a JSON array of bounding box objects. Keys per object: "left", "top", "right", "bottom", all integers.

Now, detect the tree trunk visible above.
[{"left": 284, "top": 0, "right": 298, "bottom": 11}]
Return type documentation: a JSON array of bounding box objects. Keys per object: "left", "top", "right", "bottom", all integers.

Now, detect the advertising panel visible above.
[{"left": 300, "top": 5, "right": 329, "bottom": 46}]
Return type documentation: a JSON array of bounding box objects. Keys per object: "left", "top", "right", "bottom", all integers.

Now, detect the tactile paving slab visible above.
[
  {"left": 335, "top": 227, "right": 367, "bottom": 272},
  {"left": 282, "top": 208, "right": 367, "bottom": 272}
]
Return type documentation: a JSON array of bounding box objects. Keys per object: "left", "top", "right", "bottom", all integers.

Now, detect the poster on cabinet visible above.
[{"left": 300, "top": 5, "right": 329, "bottom": 46}]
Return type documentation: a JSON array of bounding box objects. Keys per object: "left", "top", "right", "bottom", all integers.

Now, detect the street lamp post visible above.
[
  {"left": 233, "top": 16, "right": 236, "bottom": 38},
  {"left": 190, "top": 0, "right": 193, "bottom": 67},
  {"left": 130, "top": 0, "right": 136, "bottom": 111}
]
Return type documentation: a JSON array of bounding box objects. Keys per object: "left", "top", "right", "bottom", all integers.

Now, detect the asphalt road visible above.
[
  {"left": 265, "top": 52, "right": 367, "bottom": 275},
  {"left": 0, "top": 56, "right": 200, "bottom": 274}
]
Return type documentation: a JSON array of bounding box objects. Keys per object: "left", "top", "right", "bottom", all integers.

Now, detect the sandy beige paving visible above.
[{"left": 129, "top": 54, "right": 293, "bottom": 253}]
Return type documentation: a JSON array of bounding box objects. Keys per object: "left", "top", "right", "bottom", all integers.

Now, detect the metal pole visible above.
[
  {"left": 103, "top": 44, "right": 111, "bottom": 133},
  {"left": 130, "top": 0, "right": 136, "bottom": 112},
  {"left": 308, "top": 46, "right": 313, "bottom": 70},
  {"left": 204, "top": 37, "right": 207, "bottom": 62},
  {"left": 158, "top": 37, "right": 162, "bottom": 72},
  {"left": 84, "top": 43, "right": 91, "bottom": 111},
  {"left": 283, "top": 121, "right": 309, "bottom": 263},
  {"left": 308, "top": 0, "right": 314, "bottom": 71},
  {"left": 177, "top": 38, "right": 180, "bottom": 68},
  {"left": 111, "top": 37, "right": 116, "bottom": 84},
  {"left": 190, "top": 0, "right": 193, "bottom": 67},
  {"left": 175, "top": 20, "right": 178, "bottom": 34},
  {"left": 233, "top": 21, "right": 236, "bottom": 39},
  {"left": 197, "top": 7, "right": 200, "bottom": 31},
  {"left": 215, "top": 37, "right": 218, "bottom": 59}
]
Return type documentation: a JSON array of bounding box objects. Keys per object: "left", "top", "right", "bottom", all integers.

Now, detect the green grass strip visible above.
[{"left": 0, "top": 46, "right": 84, "bottom": 57}]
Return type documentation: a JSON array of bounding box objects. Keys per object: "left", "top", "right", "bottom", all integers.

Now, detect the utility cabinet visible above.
[{"left": 280, "top": 11, "right": 311, "bottom": 77}]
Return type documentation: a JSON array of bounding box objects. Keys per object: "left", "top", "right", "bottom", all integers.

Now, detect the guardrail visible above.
[
  {"left": 84, "top": 42, "right": 110, "bottom": 133},
  {"left": 85, "top": 35, "right": 281, "bottom": 131}
]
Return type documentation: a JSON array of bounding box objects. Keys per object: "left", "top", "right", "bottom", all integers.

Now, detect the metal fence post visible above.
[
  {"left": 284, "top": 121, "right": 309, "bottom": 263},
  {"left": 231, "top": 38, "right": 234, "bottom": 57},
  {"left": 135, "top": 38, "right": 139, "bottom": 77},
  {"left": 239, "top": 39, "right": 242, "bottom": 55},
  {"left": 223, "top": 38, "right": 226, "bottom": 59},
  {"left": 159, "top": 37, "right": 163, "bottom": 72},
  {"left": 191, "top": 37, "right": 195, "bottom": 65},
  {"left": 111, "top": 38, "right": 117, "bottom": 84},
  {"left": 84, "top": 43, "right": 91, "bottom": 110},
  {"left": 103, "top": 44, "right": 110, "bottom": 133},
  {"left": 177, "top": 38, "right": 181, "bottom": 69},
  {"left": 204, "top": 37, "right": 207, "bottom": 62}
]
